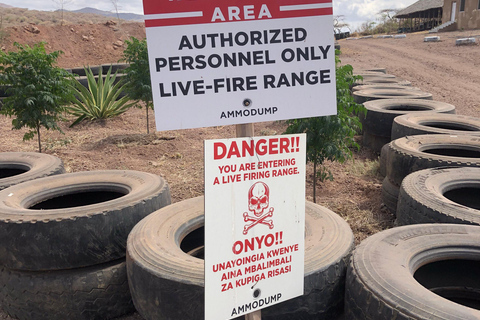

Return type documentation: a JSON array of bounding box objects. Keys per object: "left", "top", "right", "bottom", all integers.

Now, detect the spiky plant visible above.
[{"left": 67, "top": 66, "right": 135, "bottom": 126}]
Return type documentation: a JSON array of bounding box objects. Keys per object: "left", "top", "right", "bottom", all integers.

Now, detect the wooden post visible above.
[
  {"left": 245, "top": 310, "right": 262, "bottom": 320},
  {"left": 236, "top": 123, "right": 254, "bottom": 138},
  {"left": 236, "top": 122, "right": 261, "bottom": 320}
]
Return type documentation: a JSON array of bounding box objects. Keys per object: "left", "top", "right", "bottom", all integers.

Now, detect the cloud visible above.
[{"left": 334, "top": 0, "right": 417, "bottom": 30}]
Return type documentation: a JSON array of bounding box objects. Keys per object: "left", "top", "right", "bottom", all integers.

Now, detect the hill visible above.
[
  {"left": 0, "top": 5, "right": 135, "bottom": 28},
  {"left": 70, "top": 7, "right": 143, "bottom": 22}
]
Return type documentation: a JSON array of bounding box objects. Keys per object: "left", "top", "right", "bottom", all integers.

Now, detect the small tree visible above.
[
  {"left": 121, "top": 37, "right": 154, "bottom": 134},
  {"left": 284, "top": 55, "right": 364, "bottom": 202},
  {"left": 0, "top": 42, "right": 73, "bottom": 153}
]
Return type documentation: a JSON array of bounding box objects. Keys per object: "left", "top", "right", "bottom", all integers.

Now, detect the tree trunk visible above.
[
  {"left": 313, "top": 160, "right": 317, "bottom": 203},
  {"left": 146, "top": 104, "right": 150, "bottom": 134},
  {"left": 37, "top": 125, "right": 42, "bottom": 153}
]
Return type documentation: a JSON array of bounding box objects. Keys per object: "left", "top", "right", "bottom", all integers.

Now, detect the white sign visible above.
[
  {"left": 204, "top": 134, "right": 306, "bottom": 319},
  {"left": 143, "top": 0, "right": 336, "bottom": 131}
]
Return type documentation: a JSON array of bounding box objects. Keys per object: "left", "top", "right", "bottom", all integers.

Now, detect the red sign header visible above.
[{"left": 143, "top": 0, "right": 333, "bottom": 27}]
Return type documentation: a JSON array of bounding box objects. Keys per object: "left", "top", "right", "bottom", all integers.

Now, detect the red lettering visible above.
[
  {"left": 232, "top": 233, "right": 277, "bottom": 255},
  {"left": 280, "top": 137, "right": 290, "bottom": 153},
  {"left": 269, "top": 138, "right": 279, "bottom": 154},
  {"left": 242, "top": 140, "right": 255, "bottom": 157},
  {"left": 214, "top": 142, "right": 226, "bottom": 160},
  {"left": 256, "top": 139, "right": 268, "bottom": 155},
  {"left": 227, "top": 142, "right": 241, "bottom": 158}
]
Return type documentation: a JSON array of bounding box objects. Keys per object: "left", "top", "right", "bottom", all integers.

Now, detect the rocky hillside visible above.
[{"left": 0, "top": 21, "right": 146, "bottom": 68}]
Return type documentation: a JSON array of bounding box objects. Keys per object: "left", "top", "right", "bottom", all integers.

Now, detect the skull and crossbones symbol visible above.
[{"left": 243, "top": 181, "right": 274, "bottom": 235}]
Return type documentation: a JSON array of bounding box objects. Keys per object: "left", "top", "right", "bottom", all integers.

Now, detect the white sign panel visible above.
[
  {"left": 143, "top": 0, "right": 336, "bottom": 131},
  {"left": 204, "top": 134, "right": 306, "bottom": 319}
]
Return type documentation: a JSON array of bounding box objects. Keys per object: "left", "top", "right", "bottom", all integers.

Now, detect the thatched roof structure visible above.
[{"left": 395, "top": 0, "right": 443, "bottom": 18}]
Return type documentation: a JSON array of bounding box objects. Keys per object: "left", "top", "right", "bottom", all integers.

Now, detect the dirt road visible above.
[{"left": 340, "top": 30, "right": 480, "bottom": 117}]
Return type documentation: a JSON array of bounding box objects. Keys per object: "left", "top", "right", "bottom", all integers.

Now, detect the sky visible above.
[{"left": 0, "top": 0, "right": 418, "bottom": 31}]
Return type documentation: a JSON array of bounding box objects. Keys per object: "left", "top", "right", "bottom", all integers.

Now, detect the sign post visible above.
[{"left": 204, "top": 133, "right": 306, "bottom": 319}]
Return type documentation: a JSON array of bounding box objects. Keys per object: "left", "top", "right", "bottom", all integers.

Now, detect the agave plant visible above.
[{"left": 67, "top": 66, "right": 135, "bottom": 126}]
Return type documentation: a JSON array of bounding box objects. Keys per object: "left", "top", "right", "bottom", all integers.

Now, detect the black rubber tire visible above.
[
  {"left": 102, "top": 63, "right": 129, "bottom": 74},
  {"left": 0, "top": 259, "right": 134, "bottom": 320},
  {"left": 352, "top": 84, "right": 421, "bottom": 92},
  {"left": 357, "top": 78, "right": 411, "bottom": 86},
  {"left": 396, "top": 167, "right": 480, "bottom": 226},
  {"left": 356, "top": 68, "right": 387, "bottom": 74},
  {"left": 362, "top": 130, "right": 390, "bottom": 154},
  {"left": 353, "top": 89, "right": 433, "bottom": 104},
  {"left": 70, "top": 65, "right": 102, "bottom": 77},
  {"left": 363, "top": 99, "right": 456, "bottom": 139},
  {"left": 381, "top": 177, "right": 399, "bottom": 214},
  {"left": 356, "top": 73, "right": 396, "bottom": 79},
  {"left": 391, "top": 113, "right": 480, "bottom": 140},
  {"left": 385, "top": 134, "right": 480, "bottom": 188},
  {"left": 127, "top": 196, "right": 354, "bottom": 320},
  {"left": 345, "top": 223, "right": 480, "bottom": 319},
  {"left": 0, "top": 170, "right": 171, "bottom": 271},
  {"left": 379, "top": 143, "right": 389, "bottom": 176},
  {"left": 0, "top": 152, "right": 65, "bottom": 191}
]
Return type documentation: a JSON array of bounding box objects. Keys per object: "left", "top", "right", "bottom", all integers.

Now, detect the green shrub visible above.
[
  {"left": 121, "top": 37, "right": 153, "bottom": 133},
  {"left": 0, "top": 42, "right": 73, "bottom": 153},
  {"left": 284, "top": 54, "right": 365, "bottom": 202},
  {"left": 67, "top": 66, "right": 135, "bottom": 126}
]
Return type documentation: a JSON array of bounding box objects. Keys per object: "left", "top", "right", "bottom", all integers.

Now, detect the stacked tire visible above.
[
  {"left": 361, "top": 99, "right": 455, "bottom": 153},
  {"left": 0, "top": 170, "right": 171, "bottom": 320},
  {"left": 127, "top": 196, "right": 354, "bottom": 320},
  {"left": 381, "top": 134, "right": 480, "bottom": 214},
  {"left": 0, "top": 152, "right": 65, "bottom": 190},
  {"left": 345, "top": 223, "right": 480, "bottom": 319}
]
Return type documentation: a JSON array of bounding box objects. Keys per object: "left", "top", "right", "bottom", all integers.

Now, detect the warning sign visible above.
[
  {"left": 143, "top": 0, "right": 336, "bottom": 131},
  {"left": 204, "top": 134, "right": 306, "bottom": 319}
]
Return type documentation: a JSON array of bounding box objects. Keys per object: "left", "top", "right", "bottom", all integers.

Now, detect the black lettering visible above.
[
  {"left": 306, "top": 71, "right": 318, "bottom": 85},
  {"left": 281, "top": 48, "right": 294, "bottom": 62},
  {"left": 251, "top": 31, "right": 263, "bottom": 45},
  {"left": 295, "top": 28, "right": 307, "bottom": 41},
  {"left": 192, "top": 34, "right": 206, "bottom": 49},
  {"left": 292, "top": 72, "right": 304, "bottom": 86},
  {"left": 283, "top": 28, "right": 293, "bottom": 42},
  {"left": 245, "top": 76, "right": 257, "bottom": 90},
  {"left": 169, "top": 56, "right": 180, "bottom": 71},
  {"left": 235, "top": 32, "right": 249, "bottom": 46},
  {"left": 320, "top": 69, "right": 331, "bottom": 83},
  {"left": 319, "top": 45, "right": 331, "bottom": 59},
  {"left": 177, "top": 81, "right": 190, "bottom": 95},
  {"left": 220, "top": 32, "right": 233, "bottom": 47},
  {"left": 208, "top": 54, "right": 222, "bottom": 68},
  {"left": 297, "top": 47, "right": 309, "bottom": 61},
  {"left": 252, "top": 51, "right": 263, "bottom": 65},
  {"left": 155, "top": 58, "right": 167, "bottom": 72},
  {"left": 193, "top": 80, "right": 205, "bottom": 95},
  {"left": 159, "top": 83, "right": 171, "bottom": 97},
  {"left": 178, "top": 36, "right": 192, "bottom": 50},
  {"left": 194, "top": 55, "right": 206, "bottom": 69},
  {"left": 270, "top": 29, "right": 281, "bottom": 43},
  {"left": 238, "top": 52, "right": 251, "bottom": 66},
  {"left": 206, "top": 33, "right": 219, "bottom": 48},
  {"left": 264, "top": 75, "right": 275, "bottom": 88},
  {"left": 181, "top": 56, "right": 194, "bottom": 70}
]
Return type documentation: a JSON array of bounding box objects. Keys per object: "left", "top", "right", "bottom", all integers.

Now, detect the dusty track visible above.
[{"left": 340, "top": 30, "right": 480, "bottom": 117}]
